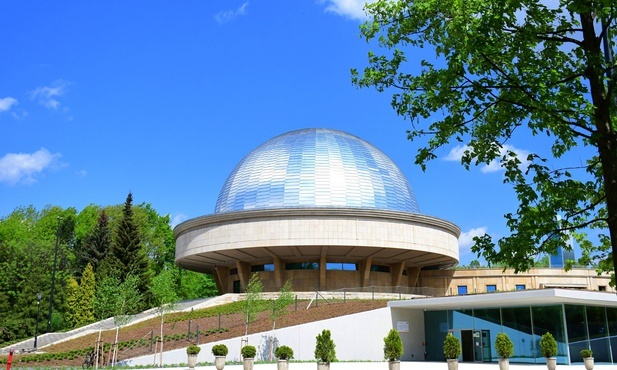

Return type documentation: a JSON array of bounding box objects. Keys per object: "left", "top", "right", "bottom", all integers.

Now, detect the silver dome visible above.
[{"left": 214, "top": 128, "right": 420, "bottom": 214}]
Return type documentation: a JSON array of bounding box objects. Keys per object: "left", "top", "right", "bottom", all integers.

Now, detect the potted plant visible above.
[
  {"left": 186, "top": 343, "right": 201, "bottom": 369},
  {"left": 539, "top": 332, "right": 557, "bottom": 370},
  {"left": 443, "top": 333, "right": 461, "bottom": 370},
  {"left": 495, "top": 333, "right": 514, "bottom": 370},
  {"left": 580, "top": 349, "right": 593, "bottom": 370},
  {"left": 383, "top": 329, "right": 404, "bottom": 370},
  {"left": 275, "top": 345, "right": 294, "bottom": 370},
  {"left": 314, "top": 329, "right": 336, "bottom": 370},
  {"left": 212, "top": 344, "right": 228, "bottom": 370},
  {"left": 241, "top": 345, "right": 256, "bottom": 370}
]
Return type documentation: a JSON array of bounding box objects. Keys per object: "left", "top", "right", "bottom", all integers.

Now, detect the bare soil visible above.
[{"left": 5, "top": 299, "right": 387, "bottom": 368}]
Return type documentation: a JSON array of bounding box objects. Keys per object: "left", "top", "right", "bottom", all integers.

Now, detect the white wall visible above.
[
  {"left": 123, "top": 307, "right": 425, "bottom": 366},
  {"left": 390, "top": 308, "right": 425, "bottom": 361}
]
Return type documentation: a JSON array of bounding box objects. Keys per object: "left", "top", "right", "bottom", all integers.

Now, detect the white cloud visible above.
[
  {"left": 0, "top": 97, "right": 18, "bottom": 112},
  {"left": 458, "top": 227, "right": 488, "bottom": 254},
  {"left": 171, "top": 212, "right": 189, "bottom": 228},
  {"left": 30, "top": 80, "right": 69, "bottom": 110},
  {"left": 0, "top": 148, "right": 62, "bottom": 185},
  {"left": 445, "top": 144, "right": 530, "bottom": 173},
  {"left": 214, "top": 2, "right": 249, "bottom": 24},
  {"left": 320, "top": 0, "right": 375, "bottom": 21},
  {"left": 76, "top": 170, "right": 88, "bottom": 178}
]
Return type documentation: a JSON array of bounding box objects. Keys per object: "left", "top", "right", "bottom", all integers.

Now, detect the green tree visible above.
[
  {"left": 268, "top": 279, "right": 294, "bottom": 360},
  {"left": 108, "top": 193, "right": 151, "bottom": 298},
  {"left": 149, "top": 269, "right": 179, "bottom": 367},
  {"left": 64, "top": 277, "right": 80, "bottom": 328},
  {"left": 81, "top": 210, "right": 111, "bottom": 277},
  {"left": 243, "top": 273, "right": 263, "bottom": 337},
  {"left": 77, "top": 263, "right": 96, "bottom": 326},
  {"left": 352, "top": 0, "right": 617, "bottom": 276}
]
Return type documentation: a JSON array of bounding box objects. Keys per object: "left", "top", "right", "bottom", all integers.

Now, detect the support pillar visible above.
[
  {"left": 407, "top": 266, "right": 421, "bottom": 288},
  {"left": 391, "top": 261, "right": 405, "bottom": 287},
  {"left": 319, "top": 254, "right": 327, "bottom": 291},
  {"left": 360, "top": 256, "right": 373, "bottom": 287},
  {"left": 236, "top": 260, "right": 250, "bottom": 291},
  {"left": 214, "top": 266, "right": 230, "bottom": 294},
  {"left": 273, "top": 256, "right": 284, "bottom": 289}
]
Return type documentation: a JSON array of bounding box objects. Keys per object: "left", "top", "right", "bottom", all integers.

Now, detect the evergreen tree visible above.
[
  {"left": 82, "top": 210, "right": 111, "bottom": 276},
  {"left": 64, "top": 277, "right": 80, "bottom": 328},
  {"left": 77, "top": 263, "right": 96, "bottom": 326},
  {"left": 108, "top": 193, "right": 151, "bottom": 298}
]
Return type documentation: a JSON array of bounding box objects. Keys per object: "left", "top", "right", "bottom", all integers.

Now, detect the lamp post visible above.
[
  {"left": 34, "top": 292, "right": 42, "bottom": 350},
  {"left": 47, "top": 217, "right": 61, "bottom": 333}
]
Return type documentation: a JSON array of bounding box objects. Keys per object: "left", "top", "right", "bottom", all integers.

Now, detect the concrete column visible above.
[
  {"left": 214, "top": 266, "right": 230, "bottom": 294},
  {"left": 236, "top": 260, "right": 250, "bottom": 291},
  {"left": 360, "top": 256, "right": 373, "bottom": 287},
  {"left": 273, "top": 256, "right": 284, "bottom": 289},
  {"left": 407, "top": 266, "right": 421, "bottom": 289},
  {"left": 391, "top": 261, "right": 405, "bottom": 287},
  {"left": 319, "top": 254, "right": 327, "bottom": 291}
]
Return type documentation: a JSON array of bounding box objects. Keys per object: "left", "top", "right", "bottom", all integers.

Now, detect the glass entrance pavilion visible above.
[{"left": 389, "top": 289, "right": 617, "bottom": 365}]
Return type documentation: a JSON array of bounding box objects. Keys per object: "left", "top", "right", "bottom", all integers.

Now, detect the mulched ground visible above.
[{"left": 4, "top": 299, "right": 387, "bottom": 368}]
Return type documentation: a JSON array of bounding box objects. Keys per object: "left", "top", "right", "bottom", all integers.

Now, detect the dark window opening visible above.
[
  {"left": 251, "top": 264, "right": 274, "bottom": 272},
  {"left": 457, "top": 285, "right": 468, "bottom": 295},
  {"left": 285, "top": 262, "right": 319, "bottom": 270},
  {"left": 486, "top": 285, "right": 497, "bottom": 293},
  {"left": 370, "top": 265, "right": 390, "bottom": 273},
  {"left": 230, "top": 268, "right": 238, "bottom": 276},
  {"left": 326, "top": 262, "right": 358, "bottom": 271}
]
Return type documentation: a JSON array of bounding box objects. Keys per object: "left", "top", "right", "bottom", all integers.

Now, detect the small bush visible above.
[
  {"left": 187, "top": 343, "right": 201, "bottom": 355},
  {"left": 383, "top": 329, "right": 404, "bottom": 361},
  {"left": 314, "top": 329, "right": 336, "bottom": 363},
  {"left": 539, "top": 332, "right": 557, "bottom": 358},
  {"left": 495, "top": 333, "right": 514, "bottom": 359},
  {"left": 580, "top": 349, "right": 593, "bottom": 358},
  {"left": 275, "top": 345, "right": 294, "bottom": 360},
  {"left": 443, "top": 333, "right": 461, "bottom": 360},
  {"left": 241, "top": 345, "right": 257, "bottom": 359},
  {"left": 212, "top": 344, "right": 229, "bottom": 357}
]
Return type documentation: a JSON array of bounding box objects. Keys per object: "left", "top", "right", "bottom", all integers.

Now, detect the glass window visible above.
[
  {"left": 250, "top": 264, "right": 274, "bottom": 272},
  {"left": 457, "top": 286, "right": 468, "bottom": 295},
  {"left": 424, "top": 311, "right": 449, "bottom": 362},
  {"left": 531, "top": 306, "right": 567, "bottom": 364},
  {"left": 486, "top": 285, "right": 497, "bottom": 293},
  {"left": 501, "top": 307, "right": 535, "bottom": 364},
  {"left": 230, "top": 268, "right": 238, "bottom": 276},
  {"left": 326, "top": 262, "right": 358, "bottom": 271},
  {"left": 599, "top": 286, "right": 607, "bottom": 291},
  {"left": 565, "top": 304, "right": 588, "bottom": 363},
  {"left": 473, "top": 308, "right": 502, "bottom": 362},
  {"left": 515, "top": 284, "right": 526, "bottom": 291},
  {"left": 586, "top": 305, "right": 611, "bottom": 363},
  {"left": 285, "top": 262, "right": 318, "bottom": 270},
  {"left": 370, "top": 265, "right": 390, "bottom": 273},
  {"left": 606, "top": 307, "right": 617, "bottom": 363}
]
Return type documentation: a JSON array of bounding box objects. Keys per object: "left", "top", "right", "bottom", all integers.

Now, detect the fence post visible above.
[
  {"left": 218, "top": 312, "right": 222, "bottom": 331},
  {"left": 316, "top": 292, "right": 318, "bottom": 307},
  {"left": 188, "top": 319, "right": 191, "bottom": 341},
  {"left": 295, "top": 295, "right": 298, "bottom": 311},
  {"left": 196, "top": 324, "right": 200, "bottom": 344},
  {"left": 372, "top": 286, "right": 374, "bottom": 300},
  {"left": 344, "top": 288, "right": 346, "bottom": 303},
  {"left": 399, "top": 286, "right": 402, "bottom": 300},
  {"left": 149, "top": 329, "right": 154, "bottom": 352}
]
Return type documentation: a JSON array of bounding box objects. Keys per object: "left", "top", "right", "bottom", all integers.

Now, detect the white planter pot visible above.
[
  {"left": 498, "top": 358, "right": 509, "bottom": 370},
  {"left": 546, "top": 357, "right": 557, "bottom": 370},
  {"left": 583, "top": 357, "right": 594, "bottom": 370},
  {"left": 388, "top": 360, "right": 400, "bottom": 370},
  {"left": 243, "top": 358, "right": 254, "bottom": 370},
  {"left": 215, "top": 355, "right": 226, "bottom": 370},
  {"left": 277, "top": 359, "right": 289, "bottom": 370},
  {"left": 187, "top": 354, "right": 198, "bottom": 369},
  {"left": 317, "top": 362, "right": 330, "bottom": 370},
  {"left": 447, "top": 359, "right": 458, "bottom": 370}
]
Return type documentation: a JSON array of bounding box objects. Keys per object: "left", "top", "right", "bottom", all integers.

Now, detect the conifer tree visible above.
[
  {"left": 77, "top": 263, "right": 96, "bottom": 326},
  {"left": 108, "top": 193, "right": 151, "bottom": 298},
  {"left": 82, "top": 210, "right": 111, "bottom": 275},
  {"left": 64, "top": 277, "right": 80, "bottom": 328}
]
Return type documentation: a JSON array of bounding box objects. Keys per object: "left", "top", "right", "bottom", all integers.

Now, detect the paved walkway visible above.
[{"left": 162, "top": 362, "right": 617, "bottom": 369}]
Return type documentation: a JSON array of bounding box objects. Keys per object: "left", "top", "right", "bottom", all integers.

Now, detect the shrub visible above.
[
  {"left": 539, "top": 332, "right": 557, "bottom": 358},
  {"left": 495, "top": 333, "right": 514, "bottom": 359},
  {"left": 443, "top": 333, "right": 461, "bottom": 360},
  {"left": 275, "top": 345, "right": 294, "bottom": 360},
  {"left": 383, "top": 329, "right": 404, "bottom": 361},
  {"left": 187, "top": 344, "right": 201, "bottom": 355},
  {"left": 212, "top": 344, "right": 229, "bottom": 357},
  {"left": 314, "top": 329, "right": 336, "bottom": 363},
  {"left": 241, "top": 345, "right": 257, "bottom": 359},
  {"left": 580, "top": 349, "right": 593, "bottom": 358}
]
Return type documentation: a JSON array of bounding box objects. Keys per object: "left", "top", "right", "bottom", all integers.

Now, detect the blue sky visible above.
[{"left": 0, "top": 1, "right": 585, "bottom": 265}]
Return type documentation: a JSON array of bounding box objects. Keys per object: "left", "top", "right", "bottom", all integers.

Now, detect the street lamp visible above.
[
  {"left": 47, "top": 217, "right": 61, "bottom": 333},
  {"left": 34, "top": 292, "right": 42, "bottom": 350}
]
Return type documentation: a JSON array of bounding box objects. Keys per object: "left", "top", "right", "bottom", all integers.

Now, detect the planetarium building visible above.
[{"left": 174, "top": 128, "right": 460, "bottom": 293}]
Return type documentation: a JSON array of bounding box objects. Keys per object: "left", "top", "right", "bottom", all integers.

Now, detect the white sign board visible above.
[{"left": 396, "top": 321, "right": 409, "bottom": 333}]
